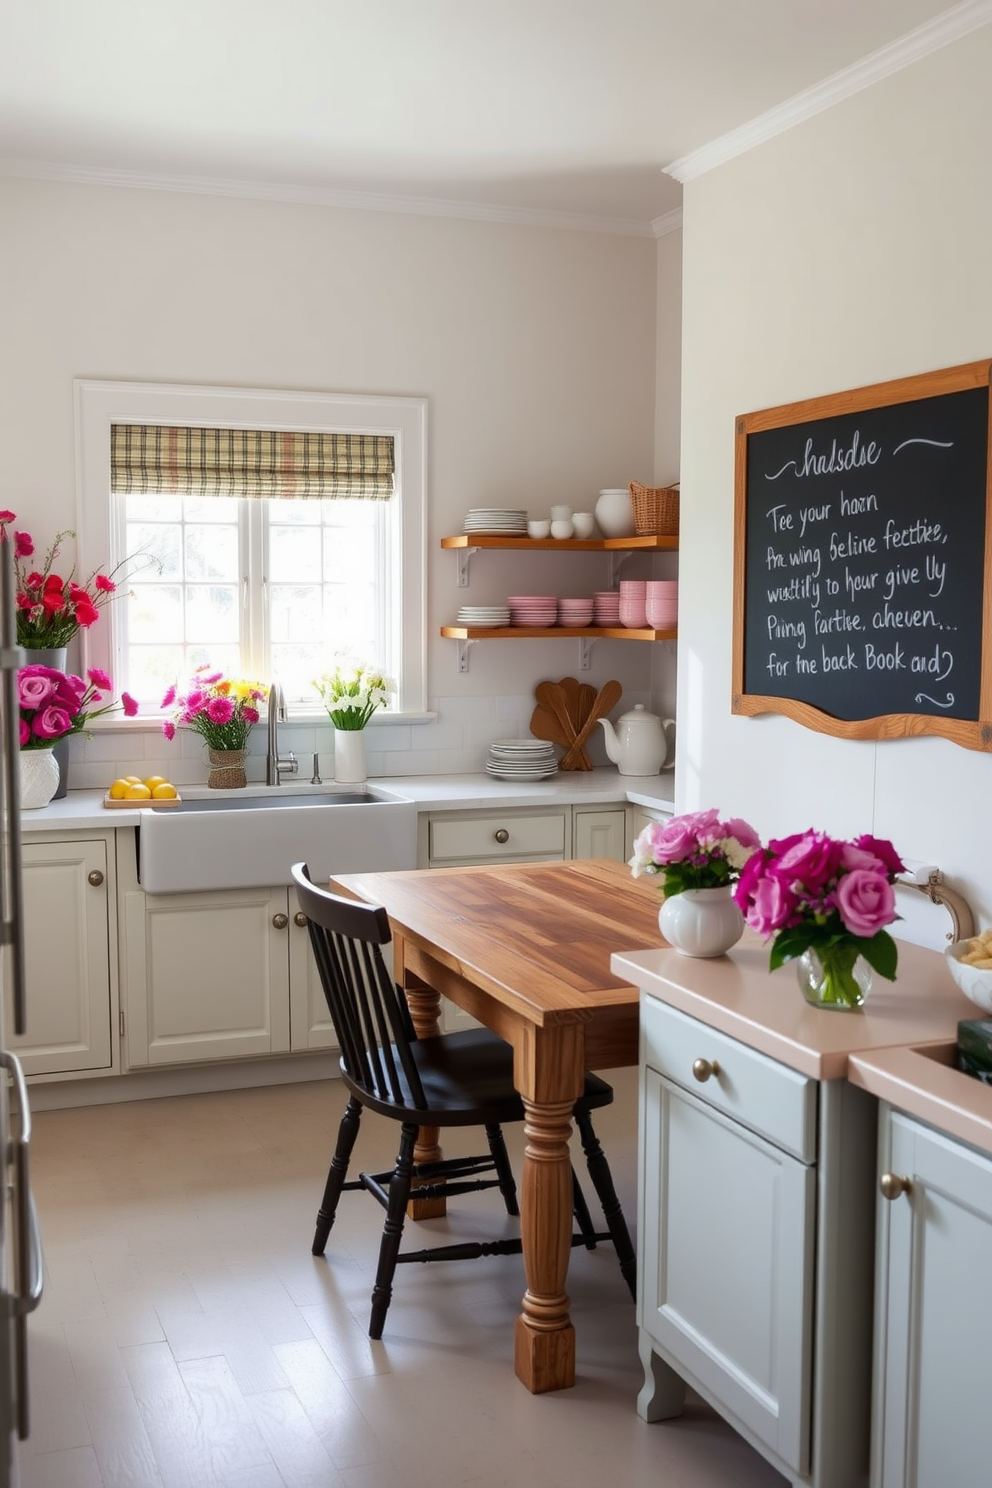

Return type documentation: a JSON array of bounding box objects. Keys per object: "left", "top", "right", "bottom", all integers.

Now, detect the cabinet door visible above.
[
  {"left": 873, "top": 1110, "right": 992, "bottom": 1487},
  {"left": 9, "top": 838, "right": 114, "bottom": 1076},
  {"left": 640, "top": 1067, "right": 815, "bottom": 1475},
  {"left": 288, "top": 910, "right": 339, "bottom": 1051},
  {"left": 572, "top": 807, "right": 626, "bottom": 862},
  {"left": 626, "top": 804, "right": 671, "bottom": 860},
  {"left": 123, "top": 886, "right": 291, "bottom": 1066}
]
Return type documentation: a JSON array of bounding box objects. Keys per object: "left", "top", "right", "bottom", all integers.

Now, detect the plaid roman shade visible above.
[{"left": 110, "top": 425, "right": 395, "bottom": 499}]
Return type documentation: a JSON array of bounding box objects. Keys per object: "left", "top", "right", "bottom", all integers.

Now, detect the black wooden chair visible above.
[{"left": 292, "top": 862, "right": 637, "bottom": 1338}]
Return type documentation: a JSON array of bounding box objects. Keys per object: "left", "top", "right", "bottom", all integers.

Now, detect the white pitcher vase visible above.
[
  {"left": 333, "top": 729, "right": 367, "bottom": 784},
  {"left": 659, "top": 885, "right": 744, "bottom": 958}
]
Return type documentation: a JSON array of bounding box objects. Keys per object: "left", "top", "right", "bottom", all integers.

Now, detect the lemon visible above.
[
  {"left": 124, "top": 775, "right": 143, "bottom": 785},
  {"left": 143, "top": 775, "right": 168, "bottom": 791},
  {"left": 151, "top": 782, "right": 178, "bottom": 800},
  {"left": 124, "top": 782, "right": 152, "bottom": 800},
  {"left": 108, "top": 778, "right": 130, "bottom": 800}
]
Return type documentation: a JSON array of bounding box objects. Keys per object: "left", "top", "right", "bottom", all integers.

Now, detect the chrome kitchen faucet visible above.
[{"left": 265, "top": 681, "right": 298, "bottom": 785}]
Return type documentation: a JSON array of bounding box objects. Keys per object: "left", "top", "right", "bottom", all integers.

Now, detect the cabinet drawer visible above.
[
  {"left": 641, "top": 995, "right": 816, "bottom": 1162},
  {"left": 429, "top": 810, "right": 566, "bottom": 864}
]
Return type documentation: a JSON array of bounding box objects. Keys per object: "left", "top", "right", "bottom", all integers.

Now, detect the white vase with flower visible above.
[
  {"left": 629, "top": 808, "right": 761, "bottom": 957},
  {"left": 314, "top": 658, "right": 393, "bottom": 784}
]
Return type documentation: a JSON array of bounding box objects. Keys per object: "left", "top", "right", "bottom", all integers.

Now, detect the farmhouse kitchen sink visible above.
[{"left": 137, "top": 784, "right": 417, "bottom": 892}]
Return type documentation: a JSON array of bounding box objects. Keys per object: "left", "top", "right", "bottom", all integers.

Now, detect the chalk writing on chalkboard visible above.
[{"left": 732, "top": 361, "right": 992, "bottom": 751}]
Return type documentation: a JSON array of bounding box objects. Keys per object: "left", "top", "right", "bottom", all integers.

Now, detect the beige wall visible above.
[
  {"left": 0, "top": 179, "right": 672, "bottom": 755},
  {"left": 676, "top": 24, "right": 992, "bottom": 921}
]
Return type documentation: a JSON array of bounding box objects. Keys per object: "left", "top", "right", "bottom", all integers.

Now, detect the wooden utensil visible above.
[
  {"left": 539, "top": 679, "right": 592, "bottom": 769},
  {"left": 559, "top": 679, "right": 622, "bottom": 770},
  {"left": 529, "top": 702, "right": 572, "bottom": 750}
]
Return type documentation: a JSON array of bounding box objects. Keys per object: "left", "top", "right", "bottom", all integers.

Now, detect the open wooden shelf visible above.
[
  {"left": 440, "top": 533, "right": 678, "bottom": 552},
  {"left": 440, "top": 625, "right": 676, "bottom": 641}
]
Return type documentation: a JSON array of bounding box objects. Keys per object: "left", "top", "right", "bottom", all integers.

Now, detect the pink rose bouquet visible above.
[
  {"left": 0, "top": 511, "right": 132, "bottom": 649},
  {"left": 161, "top": 667, "right": 268, "bottom": 751},
  {"left": 629, "top": 808, "right": 762, "bottom": 897},
  {"left": 18, "top": 664, "right": 138, "bottom": 750},
  {"left": 734, "top": 828, "right": 905, "bottom": 1003}
]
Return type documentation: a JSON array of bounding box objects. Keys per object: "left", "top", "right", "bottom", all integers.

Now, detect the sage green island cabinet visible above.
[
  {"left": 870, "top": 1104, "right": 992, "bottom": 1487},
  {"left": 636, "top": 993, "right": 876, "bottom": 1488},
  {"left": 10, "top": 833, "right": 118, "bottom": 1078}
]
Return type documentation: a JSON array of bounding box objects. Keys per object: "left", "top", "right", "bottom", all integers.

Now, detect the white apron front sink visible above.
[{"left": 137, "top": 784, "right": 417, "bottom": 892}]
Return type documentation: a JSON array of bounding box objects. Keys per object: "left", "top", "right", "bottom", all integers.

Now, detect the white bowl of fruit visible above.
[{"left": 946, "top": 930, "right": 992, "bottom": 1014}]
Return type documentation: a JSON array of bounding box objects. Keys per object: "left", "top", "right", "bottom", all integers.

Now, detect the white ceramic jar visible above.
[{"left": 595, "top": 488, "right": 636, "bottom": 538}]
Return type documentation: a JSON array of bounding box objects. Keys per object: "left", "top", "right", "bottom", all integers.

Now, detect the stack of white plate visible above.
[
  {"left": 464, "top": 509, "right": 528, "bottom": 534},
  {"left": 485, "top": 739, "right": 558, "bottom": 781},
  {"left": 456, "top": 605, "right": 511, "bottom": 627},
  {"left": 508, "top": 594, "right": 558, "bottom": 626}
]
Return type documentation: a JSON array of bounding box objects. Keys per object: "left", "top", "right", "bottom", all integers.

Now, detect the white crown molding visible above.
[
  {"left": 651, "top": 206, "right": 683, "bottom": 238},
  {"left": 0, "top": 156, "right": 657, "bottom": 238},
  {"left": 665, "top": 0, "right": 992, "bottom": 183}
]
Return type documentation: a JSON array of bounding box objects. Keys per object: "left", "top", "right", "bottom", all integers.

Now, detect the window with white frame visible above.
[{"left": 75, "top": 382, "right": 428, "bottom": 718}]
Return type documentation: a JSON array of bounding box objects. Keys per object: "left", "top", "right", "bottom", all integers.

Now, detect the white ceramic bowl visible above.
[
  {"left": 945, "top": 939, "right": 992, "bottom": 1014},
  {"left": 550, "top": 519, "right": 574, "bottom": 539},
  {"left": 571, "top": 512, "right": 597, "bottom": 538},
  {"left": 527, "top": 519, "right": 551, "bottom": 539}
]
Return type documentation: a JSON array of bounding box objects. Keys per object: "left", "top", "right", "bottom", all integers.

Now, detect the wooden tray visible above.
[{"left": 103, "top": 791, "right": 183, "bottom": 808}]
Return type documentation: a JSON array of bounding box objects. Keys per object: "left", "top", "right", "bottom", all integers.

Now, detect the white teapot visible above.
[{"left": 599, "top": 704, "right": 675, "bottom": 776}]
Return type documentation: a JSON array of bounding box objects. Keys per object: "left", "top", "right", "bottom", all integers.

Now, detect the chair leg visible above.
[
  {"left": 313, "top": 1096, "right": 363, "bottom": 1256},
  {"left": 574, "top": 1108, "right": 637, "bottom": 1301},
  {"left": 571, "top": 1166, "right": 599, "bottom": 1249},
  {"left": 485, "top": 1124, "right": 519, "bottom": 1216},
  {"left": 369, "top": 1123, "right": 417, "bottom": 1340}
]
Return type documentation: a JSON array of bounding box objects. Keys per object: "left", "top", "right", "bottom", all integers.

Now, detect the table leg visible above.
[
  {"left": 514, "top": 1095, "right": 577, "bottom": 1393},
  {"left": 400, "top": 966, "right": 446, "bottom": 1220}
]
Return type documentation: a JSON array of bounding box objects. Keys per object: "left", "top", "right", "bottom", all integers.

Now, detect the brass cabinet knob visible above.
[
  {"left": 494, "top": 829, "right": 510, "bottom": 844},
  {"left": 87, "top": 870, "right": 104, "bottom": 888},
  {"left": 272, "top": 913, "right": 289, "bottom": 930},
  {"left": 692, "top": 1057, "right": 720, "bottom": 1082},
  {"left": 294, "top": 911, "right": 308, "bottom": 928},
  {"left": 879, "top": 1172, "right": 912, "bottom": 1201}
]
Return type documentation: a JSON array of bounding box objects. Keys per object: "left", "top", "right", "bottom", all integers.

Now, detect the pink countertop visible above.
[{"left": 612, "top": 932, "right": 992, "bottom": 1155}]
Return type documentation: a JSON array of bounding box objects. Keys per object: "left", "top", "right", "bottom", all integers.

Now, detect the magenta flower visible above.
[
  {"left": 629, "top": 808, "right": 760, "bottom": 894},
  {"left": 835, "top": 870, "right": 895, "bottom": 938},
  {"left": 18, "top": 673, "right": 56, "bottom": 708},
  {"left": 88, "top": 667, "right": 112, "bottom": 691},
  {"left": 771, "top": 830, "right": 841, "bottom": 893},
  {"left": 32, "top": 705, "right": 72, "bottom": 740},
  {"left": 206, "top": 696, "right": 235, "bottom": 725},
  {"left": 746, "top": 873, "right": 798, "bottom": 938},
  {"left": 161, "top": 684, "right": 176, "bottom": 709},
  {"left": 122, "top": 693, "right": 139, "bottom": 717},
  {"left": 94, "top": 574, "right": 115, "bottom": 593},
  {"left": 162, "top": 720, "right": 176, "bottom": 741}
]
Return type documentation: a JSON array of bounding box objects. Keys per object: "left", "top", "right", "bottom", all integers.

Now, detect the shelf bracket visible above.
[
  {"left": 456, "top": 638, "right": 477, "bottom": 673},
  {"left": 578, "top": 637, "right": 594, "bottom": 672},
  {"left": 455, "top": 547, "right": 479, "bottom": 588},
  {"left": 608, "top": 550, "right": 634, "bottom": 587}
]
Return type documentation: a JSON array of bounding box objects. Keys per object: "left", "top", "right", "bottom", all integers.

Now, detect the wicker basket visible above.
[{"left": 629, "top": 480, "right": 680, "bottom": 537}]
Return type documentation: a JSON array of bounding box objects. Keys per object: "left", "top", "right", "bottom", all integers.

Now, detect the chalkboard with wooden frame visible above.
[{"left": 732, "top": 359, "right": 992, "bottom": 751}]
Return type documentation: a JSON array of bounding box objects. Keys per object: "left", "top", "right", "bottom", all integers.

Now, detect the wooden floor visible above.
[{"left": 17, "top": 1067, "right": 787, "bottom": 1488}]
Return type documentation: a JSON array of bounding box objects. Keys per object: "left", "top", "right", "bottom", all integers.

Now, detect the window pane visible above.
[
  {"left": 127, "top": 522, "right": 182, "bottom": 579},
  {"left": 185, "top": 525, "right": 239, "bottom": 582},
  {"left": 128, "top": 585, "right": 185, "bottom": 642},
  {"left": 269, "top": 524, "right": 323, "bottom": 584},
  {"left": 186, "top": 584, "right": 240, "bottom": 642}
]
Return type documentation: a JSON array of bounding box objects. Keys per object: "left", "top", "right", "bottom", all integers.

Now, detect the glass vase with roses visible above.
[
  {"left": 733, "top": 829, "right": 905, "bottom": 1009},
  {"left": 629, "top": 808, "right": 761, "bottom": 957}
]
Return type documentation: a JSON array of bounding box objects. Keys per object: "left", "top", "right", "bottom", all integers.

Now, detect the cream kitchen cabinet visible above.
[
  {"left": 638, "top": 994, "right": 876, "bottom": 1488},
  {"left": 573, "top": 806, "right": 626, "bottom": 862},
  {"left": 122, "top": 885, "right": 337, "bottom": 1067},
  {"left": 9, "top": 834, "right": 117, "bottom": 1078},
  {"left": 871, "top": 1105, "right": 992, "bottom": 1487}
]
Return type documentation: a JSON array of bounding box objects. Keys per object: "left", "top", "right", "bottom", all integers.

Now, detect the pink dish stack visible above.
[
  {"left": 618, "top": 579, "right": 647, "bottom": 629},
  {"left": 508, "top": 594, "right": 558, "bottom": 626},
  {"left": 593, "top": 590, "right": 621, "bottom": 626},
  {"left": 646, "top": 580, "right": 679, "bottom": 629},
  {"left": 557, "top": 597, "right": 594, "bottom": 627}
]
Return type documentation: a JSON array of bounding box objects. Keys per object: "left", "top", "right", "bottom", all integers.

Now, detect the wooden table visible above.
[{"left": 330, "top": 857, "right": 663, "bottom": 1393}]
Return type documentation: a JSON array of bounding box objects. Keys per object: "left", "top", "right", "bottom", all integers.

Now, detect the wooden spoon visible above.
[
  {"left": 534, "top": 681, "right": 591, "bottom": 767},
  {"left": 559, "top": 679, "right": 623, "bottom": 770},
  {"left": 529, "top": 702, "right": 571, "bottom": 750}
]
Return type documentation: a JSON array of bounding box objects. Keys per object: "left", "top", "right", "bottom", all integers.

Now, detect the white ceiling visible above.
[{"left": 0, "top": 0, "right": 980, "bottom": 234}]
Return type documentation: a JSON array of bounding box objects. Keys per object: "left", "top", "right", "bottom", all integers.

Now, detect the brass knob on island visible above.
[
  {"left": 879, "top": 1172, "right": 912, "bottom": 1201},
  {"left": 692, "top": 1057, "right": 720, "bottom": 1082},
  {"left": 272, "top": 913, "right": 289, "bottom": 930},
  {"left": 294, "top": 912, "right": 308, "bottom": 928},
  {"left": 87, "top": 870, "right": 104, "bottom": 888},
  {"left": 494, "top": 829, "right": 510, "bottom": 844}
]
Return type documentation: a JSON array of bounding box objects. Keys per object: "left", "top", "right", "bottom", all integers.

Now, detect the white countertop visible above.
[{"left": 18, "top": 768, "right": 677, "bottom": 833}]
